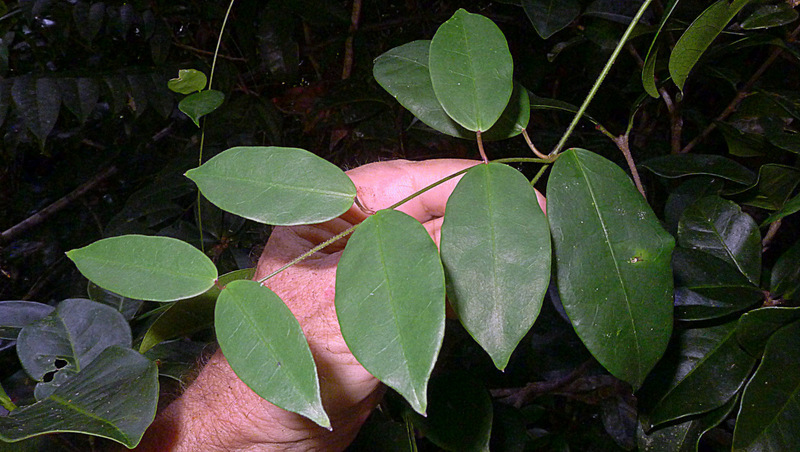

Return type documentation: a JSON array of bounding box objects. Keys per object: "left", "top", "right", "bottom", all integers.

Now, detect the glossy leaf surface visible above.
[
  {"left": 522, "top": 0, "right": 580, "bottom": 40},
  {"left": 638, "top": 396, "right": 736, "bottom": 452},
  {"left": 139, "top": 268, "right": 254, "bottom": 353},
  {"left": 411, "top": 372, "right": 492, "bottom": 452},
  {"left": 0, "top": 346, "right": 158, "bottom": 448},
  {"left": 664, "top": 177, "right": 723, "bottom": 235},
  {"left": 762, "top": 193, "right": 800, "bottom": 225},
  {"left": 215, "top": 280, "right": 329, "bottom": 428},
  {"left": 733, "top": 320, "right": 800, "bottom": 451},
  {"left": 741, "top": 4, "right": 799, "bottom": 30},
  {"left": 67, "top": 235, "right": 218, "bottom": 302},
  {"left": 336, "top": 209, "right": 445, "bottom": 414},
  {"left": 0, "top": 301, "right": 54, "bottom": 340},
  {"left": 186, "top": 146, "right": 356, "bottom": 226},
  {"left": 736, "top": 307, "right": 800, "bottom": 357},
  {"left": 770, "top": 239, "right": 800, "bottom": 301},
  {"left": 429, "top": 9, "right": 513, "bottom": 132},
  {"left": 372, "top": 40, "right": 529, "bottom": 141},
  {"left": 178, "top": 89, "right": 224, "bottom": 126},
  {"left": 167, "top": 69, "right": 207, "bottom": 94},
  {"left": 642, "top": 0, "right": 680, "bottom": 97},
  {"left": 678, "top": 196, "right": 761, "bottom": 285},
  {"left": 16, "top": 298, "right": 132, "bottom": 400},
  {"left": 671, "top": 247, "right": 759, "bottom": 301},
  {"left": 440, "top": 163, "right": 550, "bottom": 370},
  {"left": 641, "top": 154, "right": 756, "bottom": 186},
  {"left": 648, "top": 324, "right": 757, "bottom": 427},
  {"left": 669, "top": 0, "right": 751, "bottom": 91},
  {"left": 548, "top": 148, "right": 674, "bottom": 389}
]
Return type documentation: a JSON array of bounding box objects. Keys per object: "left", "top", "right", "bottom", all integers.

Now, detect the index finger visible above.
[{"left": 341, "top": 159, "right": 480, "bottom": 225}]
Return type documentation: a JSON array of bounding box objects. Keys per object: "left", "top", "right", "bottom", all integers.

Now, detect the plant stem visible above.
[
  {"left": 493, "top": 157, "right": 553, "bottom": 164},
  {"left": 521, "top": 129, "right": 549, "bottom": 159},
  {"left": 208, "top": 0, "right": 236, "bottom": 90},
  {"left": 476, "top": 131, "right": 488, "bottom": 163},
  {"left": 551, "top": 0, "right": 654, "bottom": 155},
  {"left": 530, "top": 164, "right": 550, "bottom": 187},
  {"left": 680, "top": 22, "right": 800, "bottom": 154}
]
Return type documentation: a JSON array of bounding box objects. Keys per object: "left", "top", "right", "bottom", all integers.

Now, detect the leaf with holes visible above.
[
  {"left": 186, "top": 146, "right": 356, "bottom": 226},
  {"left": 16, "top": 298, "right": 131, "bottom": 400},
  {"left": 67, "top": 235, "right": 218, "bottom": 302},
  {"left": 0, "top": 346, "right": 158, "bottom": 448},
  {"left": 440, "top": 163, "right": 550, "bottom": 370},
  {"left": 336, "top": 209, "right": 445, "bottom": 414},
  {"left": 548, "top": 148, "right": 674, "bottom": 389},
  {"left": 215, "top": 280, "right": 329, "bottom": 428},
  {"left": 429, "top": 9, "right": 513, "bottom": 132}
]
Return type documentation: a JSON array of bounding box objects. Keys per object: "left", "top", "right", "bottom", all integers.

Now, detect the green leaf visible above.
[
  {"left": 440, "top": 163, "right": 550, "bottom": 370},
  {"left": 215, "top": 280, "right": 329, "bottom": 428},
  {"left": 11, "top": 76, "right": 60, "bottom": 144},
  {"left": 771, "top": 240, "right": 800, "bottom": 301},
  {"left": 761, "top": 192, "right": 800, "bottom": 226},
  {"left": 167, "top": 69, "right": 207, "bottom": 94},
  {"left": 648, "top": 323, "right": 757, "bottom": 427},
  {"left": 373, "top": 40, "right": 527, "bottom": 141},
  {"left": 677, "top": 196, "right": 761, "bottom": 285},
  {"left": 178, "top": 89, "right": 224, "bottom": 126},
  {"left": 410, "top": 372, "right": 492, "bottom": 452},
  {"left": 664, "top": 177, "right": 724, "bottom": 235},
  {"left": 87, "top": 282, "right": 142, "bottom": 321},
  {"left": 734, "top": 164, "right": 800, "bottom": 210},
  {"left": 638, "top": 396, "right": 737, "bottom": 452},
  {"left": 0, "top": 301, "right": 54, "bottom": 340},
  {"left": 673, "top": 287, "right": 757, "bottom": 322},
  {"left": 429, "top": 9, "right": 513, "bottom": 132},
  {"left": 66, "top": 235, "right": 218, "bottom": 302},
  {"left": 642, "top": 0, "right": 681, "bottom": 98},
  {"left": 16, "top": 298, "right": 132, "bottom": 400},
  {"left": 741, "top": 4, "right": 799, "bottom": 30},
  {"left": 668, "top": 0, "right": 752, "bottom": 91},
  {"left": 139, "top": 268, "right": 255, "bottom": 353},
  {"left": 57, "top": 78, "right": 99, "bottom": 125},
  {"left": 336, "top": 209, "right": 446, "bottom": 414},
  {"left": 733, "top": 320, "right": 800, "bottom": 451},
  {"left": 0, "top": 346, "right": 158, "bottom": 448},
  {"left": 522, "top": 0, "right": 580, "bottom": 40},
  {"left": 186, "top": 146, "right": 356, "bottom": 226},
  {"left": 672, "top": 247, "right": 761, "bottom": 303},
  {"left": 641, "top": 154, "right": 756, "bottom": 186},
  {"left": 143, "top": 339, "right": 209, "bottom": 381},
  {"left": 548, "top": 149, "right": 674, "bottom": 389},
  {"left": 0, "top": 382, "right": 14, "bottom": 412},
  {"left": 736, "top": 307, "right": 800, "bottom": 357}
]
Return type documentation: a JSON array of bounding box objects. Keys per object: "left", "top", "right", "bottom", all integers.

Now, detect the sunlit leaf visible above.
[
  {"left": 669, "top": 0, "right": 751, "bottom": 91},
  {"left": 373, "top": 40, "right": 527, "bottom": 141},
  {"left": 641, "top": 154, "right": 756, "bottom": 186},
  {"left": 648, "top": 323, "right": 757, "bottom": 427},
  {"left": 733, "top": 320, "right": 800, "bottom": 451},
  {"left": 16, "top": 298, "right": 132, "bottom": 400},
  {"left": 167, "top": 69, "right": 207, "bottom": 94},
  {"left": 11, "top": 76, "right": 60, "bottom": 144},
  {"left": 178, "top": 89, "right": 224, "bottom": 126},
  {"left": 0, "top": 301, "right": 54, "bottom": 340},
  {"left": 336, "top": 209, "right": 445, "bottom": 414},
  {"left": 678, "top": 196, "right": 761, "bottom": 285},
  {"left": 67, "top": 235, "right": 218, "bottom": 302},
  {"left": 741, "top": 4, "right": 799, "bottom": 30},
  {"left": 736, "top": 307, "right": 800, "bottom": 357},
  {"left": 548, "top": 148, "right": 674, "bottom": 389},
  {"left": 186, "top": 146, "right": 356, "bottom": 226},
  {"left": 215, "top": 280, "right": 329, "bottom": 428},
  {"left": 139, "top": 268, "right": 255, "bottom": 353},
  {"left": 642, "top": 0, "right": 680, "bottom": 97},
  {"left": 0, "top": 346, "right": 158, "bottom": 448},
  {"left": 410, "top": 372, "right": 492, "bottom": 452},
  {"left": 770, "top": 240, "right": 800, "bottom": 301},
  {"left": 522, "top": 0, "right": 580, "bottom": 40},
  {"left": 429, "top": 9, "right": 513, "bottom": 132},
  {"left": 440, "top": 163, "right": 550, "bottom": 370}
]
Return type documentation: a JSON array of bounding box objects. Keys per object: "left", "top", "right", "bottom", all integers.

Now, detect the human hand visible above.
[{"left": 136, "top": 159, "right": 494, "bottom": 451}]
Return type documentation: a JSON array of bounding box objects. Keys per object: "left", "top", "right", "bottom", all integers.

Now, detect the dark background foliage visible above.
[{"left": 1, "top": 0, "right": 799, "bottom": 450}]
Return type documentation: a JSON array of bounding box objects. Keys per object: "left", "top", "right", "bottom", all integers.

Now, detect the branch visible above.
[
  {"left": 1, "top": 166, "right": 118, "bottom": 245},
  {"left": 341, "top": 0, "right": 363, "bottom": 80},
  {"left": 680, "top": 23, "right": 800, "bottom": 154},
  {"left": 491, "top": 360, "right": 593, "bottom": 408}
]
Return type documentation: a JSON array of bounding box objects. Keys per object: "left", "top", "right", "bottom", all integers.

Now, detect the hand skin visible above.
[{"left": 133, "top": 159, "right": 547, "bottom": 452}]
